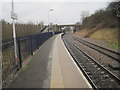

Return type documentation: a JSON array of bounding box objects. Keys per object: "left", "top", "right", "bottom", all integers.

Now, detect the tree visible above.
[
  {"left": 39, "top": 21, "right": 44, "bottom": 29},
  {"left": 75, "top": 22, "right": 81, "bottom": 30},
  {"left": 106, "top": 1, "right": 119, "bottom": 18},
  {"left": 80, "top": 11, "right": 90, "bottom": 24}
]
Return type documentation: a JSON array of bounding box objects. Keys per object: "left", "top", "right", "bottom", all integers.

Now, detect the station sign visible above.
[{"left": 11, "top": 11, "right": 18, "bottom": 20}]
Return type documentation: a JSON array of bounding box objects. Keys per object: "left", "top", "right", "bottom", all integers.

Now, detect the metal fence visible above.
[{"left": 2, "top": 32, "right": 61, "bottom": 85}]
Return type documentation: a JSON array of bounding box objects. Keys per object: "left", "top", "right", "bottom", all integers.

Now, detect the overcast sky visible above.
[{"left": 1, "top": 0, "right": 114, "bottom": 25}]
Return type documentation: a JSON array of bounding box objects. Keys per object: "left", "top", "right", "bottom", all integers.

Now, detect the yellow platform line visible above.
[{"left": 50, "top": 36, "right": 64, "bottom": 88}]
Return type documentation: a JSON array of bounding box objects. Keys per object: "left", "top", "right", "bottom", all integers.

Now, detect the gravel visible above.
[
  {"left": 73, "top": 34, "right": 118, "bottom": 52},
  {"left": 67, "top": 34, "right": 120, "bottom": 78}
]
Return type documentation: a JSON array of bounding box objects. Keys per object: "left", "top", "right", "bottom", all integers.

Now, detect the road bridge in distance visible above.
[{"left": 42, "top": 24, "right": 81, "bottom": 33}]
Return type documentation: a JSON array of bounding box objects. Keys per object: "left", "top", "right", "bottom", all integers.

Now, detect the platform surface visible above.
[
  {"left": 50, "top": 34, "right": 92, "bottom": 88},
  {"left": 7, "top": 34, "right": 92, "bottom": 88}
]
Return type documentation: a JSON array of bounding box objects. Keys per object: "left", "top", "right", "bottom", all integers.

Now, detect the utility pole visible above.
[
  {"left": 48, "top": 10, "right": 50, "bottom": 32},
  {"left": 48, "top": 9, "right": 54, "bottom": 34},
  {"left": 11, "top": 0, "right": 18, "bottom": 65}
]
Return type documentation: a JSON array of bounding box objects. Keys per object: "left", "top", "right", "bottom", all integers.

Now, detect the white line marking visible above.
[{"left": 60, "top": 34, "right": 92, "bottom": 88}]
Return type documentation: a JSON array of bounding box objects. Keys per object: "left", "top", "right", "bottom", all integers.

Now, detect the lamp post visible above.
[
  {"left": 11, "top": 0, "right": 18, "bottom": 65},
  {"left": 48, "top": 9, "right": 54, "bottom": 34},
  {"left": 55, "top": 18, "right": 57, "bottom": 32}
]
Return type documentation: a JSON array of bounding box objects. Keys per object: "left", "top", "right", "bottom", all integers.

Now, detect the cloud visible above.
[
  {"left": 1, "top": 1, "right": 109, "bottom": 24},
  {"left": 0, "top": 0, "right": 113, "bottom": 2}
]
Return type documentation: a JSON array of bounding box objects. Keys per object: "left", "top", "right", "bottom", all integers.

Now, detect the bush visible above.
[
  {"left": 80, "top": 1, "right": 119, "bottom": 30},
  {"left": 2, "top": 20, "right": 44, "bottom": 40}
]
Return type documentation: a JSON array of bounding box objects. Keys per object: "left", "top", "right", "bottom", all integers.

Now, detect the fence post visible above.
[
  {"left": 17, "top": 38, "right": 22, "bottom": 68},
  {"left": 30, "top": 36, "right": 33, "bottom": 55}
]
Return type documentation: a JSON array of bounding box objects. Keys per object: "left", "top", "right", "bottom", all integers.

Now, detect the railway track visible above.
[
  {"left": 72, "top": 35, "right": 120, "bottom": 62},
  {"left": 62, "top": 34, "right": 120, "bottom": 89}
]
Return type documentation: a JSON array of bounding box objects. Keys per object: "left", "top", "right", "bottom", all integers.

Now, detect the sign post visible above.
[{"left": 11, "top": 0, "right": 18, "bottom": 65}]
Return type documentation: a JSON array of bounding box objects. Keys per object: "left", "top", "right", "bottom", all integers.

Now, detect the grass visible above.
[
  {"left": 75, "top": 29, "right": 91, "bottom": 36},
  {"left": 90, "top": 28, "right": 118, "bottom": 42},
  {"left": 108, "top": 41, "right": 120, "bottom": 51},
  {"left": 75, "top": 28, "right": 119, "bottom": 51},
  {"left": 90, "top": 28, "right": 119, "bottom": 51}
]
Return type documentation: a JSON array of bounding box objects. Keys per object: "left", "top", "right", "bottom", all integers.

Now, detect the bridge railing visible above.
[{"left": 2, "top": 32, "right": 61, "bottom": 86}]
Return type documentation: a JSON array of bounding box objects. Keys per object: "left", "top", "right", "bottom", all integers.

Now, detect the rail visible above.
[
  {"left": 73, "top": 36, "right": 120, "bottom": 62},
  {"left": 62, "top": 34, "right": 120, "bottom": 88}
]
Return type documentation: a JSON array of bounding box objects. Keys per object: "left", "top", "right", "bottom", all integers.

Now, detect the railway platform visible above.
[{"left": 6, "top": 34, "right": 92, "bottom": 88}]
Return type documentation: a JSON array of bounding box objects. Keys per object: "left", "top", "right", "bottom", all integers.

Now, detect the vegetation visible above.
[
  {"left": 90, "top": 28, "right": 119, "bottom": 50},
  {"left": 2, "top": 20, "right": 45, "bottom": 40},
  {"left": 75, "top": 1, "right": 120, "bottom": 51},
  {"left": 79, "top": 2, "right": 119, "bottom": 30}
]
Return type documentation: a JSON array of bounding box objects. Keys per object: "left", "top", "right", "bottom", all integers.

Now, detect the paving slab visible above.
[
  {"left": 7, "top": 36, "right": 56, "bottom": 88},
  {"left": 6, "top": 34, "right": 92, "bottom": 88},
  {"left": 50, "top": 34, "right": 92, "bottom": 88}
]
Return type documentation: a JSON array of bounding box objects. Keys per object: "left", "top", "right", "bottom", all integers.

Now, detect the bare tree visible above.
[
  {"left": 39, "top": 21, "right": 44, "bottom": 29},
  {"left": 80, "top": 11, "right": 90, "bottom": 24},
  {"left": 106, "top": 1, "right": 119, "bottom": 17}
]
